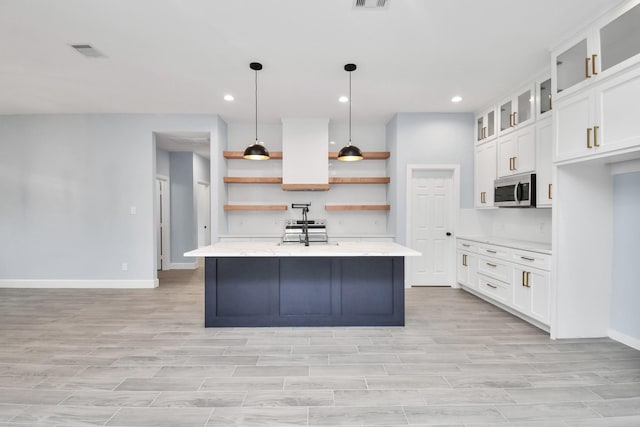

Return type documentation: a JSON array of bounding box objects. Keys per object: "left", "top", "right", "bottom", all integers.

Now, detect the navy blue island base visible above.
[{"left": 204, "top": 256, "right": 405, "bottom": 327}]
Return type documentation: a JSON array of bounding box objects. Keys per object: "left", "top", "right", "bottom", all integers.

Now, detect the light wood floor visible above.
[{"left": 0, "top": 266, "right": 639, "bottom": 426}]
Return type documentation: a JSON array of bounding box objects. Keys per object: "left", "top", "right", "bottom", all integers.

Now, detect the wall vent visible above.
[
  {"left": 353, "top": 0, "right": 389, "bottom": 10},
  {"left": 70, "top": 44, "right": 105, "bottom": 58}
]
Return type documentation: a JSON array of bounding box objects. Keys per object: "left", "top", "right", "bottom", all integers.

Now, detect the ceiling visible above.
[
  {"left": 0, "top": 0, "right": 623, "bottom": 125},
  {"left": 155, "top": 132, "right": 210, "bottom": 159}
]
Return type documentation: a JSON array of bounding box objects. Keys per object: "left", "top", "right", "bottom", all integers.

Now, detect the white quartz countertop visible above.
[
  {"left": 185, "top": 241, "right": 421, "bottom": 257},
  {"left": 457, "top": 235, "right": 552, "bottom": 254}
]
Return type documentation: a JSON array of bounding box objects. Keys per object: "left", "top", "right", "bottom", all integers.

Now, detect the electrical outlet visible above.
[
  {"left": 130, "top": 206, "right": 136, "bottom": 215},
  {"left": 121, "top": 263, "right": 128, "bottom": 271}
]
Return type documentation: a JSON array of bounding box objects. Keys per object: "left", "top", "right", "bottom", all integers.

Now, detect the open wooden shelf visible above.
[
  {"left": 224, "top": 205, "right": 288, "bottom": 211},
  {"left": 329, "top": 177, "right": 390, "bottom": 184},
  {"left": 329, "top": 151, "right": 390, "bottom": 160},
  {"left": 223, "top": 151, "right": 283, "bottom": 159},
  {"left": 281, "top": 184, "right": 331, "bottom": 191},
  {"left": 325, "top": 204, "right": 391, "bottom": 211},
  {"left": 223, "top": 177, "right": 283, "bottom": 184}
]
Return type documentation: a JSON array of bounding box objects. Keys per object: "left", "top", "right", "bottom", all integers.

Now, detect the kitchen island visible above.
[{"left": 185, "top": 242, "right": 420, "bottom": 327}]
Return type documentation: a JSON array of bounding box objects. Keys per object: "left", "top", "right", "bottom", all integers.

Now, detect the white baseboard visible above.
[
  {"left": 0, "top": 279, "right": 159, "bottom": 289},
  {"left": 169, "top": 262, "right": 198, "bottom": 270},
  {"left": 608, "top": 328, "right": 640, "bottom": 351}
]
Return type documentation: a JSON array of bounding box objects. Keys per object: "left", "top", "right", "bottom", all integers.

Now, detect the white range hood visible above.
[{"left": 281, "top": 118, "right": 330, "bottom": 191}]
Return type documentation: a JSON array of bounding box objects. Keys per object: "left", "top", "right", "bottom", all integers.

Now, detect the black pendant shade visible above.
[
  {"left": 338, "top": 63, "right": 363, "bottom": 162},
  {"left": 244, "top": 62, "right": 270, "bottom": 160},
  {"left": 243, "top": 142, "right": 270, "bottom": 160},
  {"left": 337, "top": 144, "right": 363, "bottom": 161}
]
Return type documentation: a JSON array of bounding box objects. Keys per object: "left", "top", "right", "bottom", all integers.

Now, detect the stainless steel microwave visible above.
[{"left": 494, "top": 173, "right": 536, "bottom": 208}]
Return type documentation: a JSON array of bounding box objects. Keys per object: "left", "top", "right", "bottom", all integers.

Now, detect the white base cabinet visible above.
[{"left": 457, "top": 238, "right": 551, "bottom": 329}]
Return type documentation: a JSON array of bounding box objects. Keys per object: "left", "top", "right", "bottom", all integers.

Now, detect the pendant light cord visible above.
[
  {"left": 255, "top": 68, "right": 258, "bottom": 143},
  {"left": 348, "top": 70, "right": 352, "bottom": 145}
]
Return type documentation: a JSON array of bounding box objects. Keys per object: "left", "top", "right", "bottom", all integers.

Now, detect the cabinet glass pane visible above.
[
  {"left": 539, "top": 78, "right": 552, "bottom": 114},
  {"left": 500, "top": 102, "right": 512, "bottom": 131},
  {"left": 477, "top": 117, "right": 484, "bottom": 141},
  {"left": 487, "top": 110, "right": 495, "bottom": 137},
  {"left": 517, "top": 90, "right": 532, "bottom": 124},
  {"left": 600, "top": 3, "right": 640, "bottom": 72},
  {"left": 556, "top": 39, "right": 588, "bottom": 93}
]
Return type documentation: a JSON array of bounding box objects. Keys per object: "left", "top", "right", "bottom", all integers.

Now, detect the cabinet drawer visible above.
[
  {"left": 477, "top": 244, "right": 512, "bottom": 262},
  {"left": 457, "top": 240, "right": 476, "bottom": 252},
  {"left": 477, "top": 277, "right": 510, "bottom": 305},
  {"left": 477, "top": 256, "right": 511, "bottom": 283},
  {"left": 512, "top": 249, "right": 551, "bottom": 271}
]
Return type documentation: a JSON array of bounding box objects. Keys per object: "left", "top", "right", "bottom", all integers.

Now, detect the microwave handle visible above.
[{"left": 514, "top": 182, "right": 521, "bottom": 204}]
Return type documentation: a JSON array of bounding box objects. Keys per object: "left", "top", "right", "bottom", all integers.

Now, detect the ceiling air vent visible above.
[
  {"left": 353, "top": 0, "right": 389, "bottom": 10},
  {"left": 70, "top": 44, "right": 105, "bottom": 58}
]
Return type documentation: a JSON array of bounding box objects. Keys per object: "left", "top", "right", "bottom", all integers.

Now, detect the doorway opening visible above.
[{"left": 406, "top": 164, "right": 460, "bottom": 287}]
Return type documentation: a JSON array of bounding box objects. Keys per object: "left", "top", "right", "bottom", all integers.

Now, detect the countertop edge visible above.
[{"left": 456, "top": 235, "right": 552, "bottom": 255}]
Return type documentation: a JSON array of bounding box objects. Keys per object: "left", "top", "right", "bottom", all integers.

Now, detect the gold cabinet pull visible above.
[
  {"left": 513, "top": 156, "right": 517, "bottom": 171},
  {"left": 462, "top": 243, "right": 470, "bottom": 247},
  {"left": 480, "top": 192, "right": 486, "bottom": 204},
  {"left": 462, "top": 254, "right": 467, "bottom": 267},
  {"left": 594, "top": 125, "right": 599, "bottom": 147},
  {"left": 548, "top": 183, "right": 552, "bottom": 200},
  {"left": 486, "top": 249, "right": 497, "bottom": 254},
  {"left": 585, "top": 57, "right": 591, "bottom": 78},
  {"left": 486, "top": 262, "right": 497, "bottom": 267},
  {"left": 526, "top": 271, "right": 531, "bottom": 288},
  {"left": 486, "top": 283, "right": 497, "bottom": 289},
  {"left": 522, "top": 271, "right": 527, "bottom": 287},
  {"left": 592, "top": 54, "right": 598, "bottom": 75},
  {"left": 521, "top": 256, "right": 535, "bottom": 261},
  {"left": 587, "top": 127, "right": 593, "bottom": 148},
  {"left": 509, "top": 113, "right": 513, "bottom": 127},
  {"left": 549, "top": 93, "right": 552, "bottom": 110},
  {"left": 513, "top": 111, "right": 517, "bottom": 126}
]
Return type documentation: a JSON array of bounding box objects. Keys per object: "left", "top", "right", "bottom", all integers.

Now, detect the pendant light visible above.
[
  {"left": 337, "top": 63, "right": 363, "bottom": 161},
  {"left": 243, "top": 62, "right": 270, "bottom": 160}
]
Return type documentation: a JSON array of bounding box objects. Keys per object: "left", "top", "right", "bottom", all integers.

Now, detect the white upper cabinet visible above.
[
  {"left": 475, "top": 107, "right": 498, "bottom": 144},
  {"left": 498, "top": 84, "right": 535, "bottom": 135},
  {"left": 535, "top": 118, "right": 553, "bottom": 207},
  {"left": 497, "top": 126, "right": 536, "bottom": 178},
  {"left": 536, "top": 77, "right": 553, "bottom": 119},
  {"left": 474, "top": 140, "right": 497, "bottom": 208},
  {"left": 554, "top": 62, "right": 640, "bottom": 164},
  {"left": 552, "top": 0, "right": 640, "bottom": 99}
]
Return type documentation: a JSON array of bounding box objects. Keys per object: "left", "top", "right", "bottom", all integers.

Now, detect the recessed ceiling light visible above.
[
  {"left": 224, "top": 94, "right": 234, "bottom": 101},
  {"left": 451, "top": 95, "right": 463, "bottom": 103},
  {"left": 338, "top": 96, "right": 349, "bottom": 103}
]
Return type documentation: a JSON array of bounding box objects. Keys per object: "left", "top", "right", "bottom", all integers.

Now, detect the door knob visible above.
[{"left": 446, "top": 232, "right": 451, "bottom": 236}]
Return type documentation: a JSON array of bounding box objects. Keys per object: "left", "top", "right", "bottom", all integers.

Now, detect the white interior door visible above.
[
  {"left": 197, "top": 182, "right": 211, "bottom": 247},
  {"left": 409, "top": 169, "right": 455, "bottom": 286},
  {"left": 156, "top": 177, "right": 170, "bottom": 271}
]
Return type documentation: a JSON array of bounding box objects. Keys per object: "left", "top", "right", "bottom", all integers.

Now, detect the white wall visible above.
[
  {"left": 169, "top": 152, "right": 196, "bottom": 266},
  {"left": 0, "top": 114, "right": 221, "bottom": 285},
  {"left": 156, "top": 148, "right": 170, "bottom": 177},
  {"left": 387, "top": 112, "right": 475, "bottom": 245},
  {"left": 223, "top": 121, "right": 389, "bottom": 237},
  {"left": 610, "top": 171, "right": 640, "bottom": 343}
]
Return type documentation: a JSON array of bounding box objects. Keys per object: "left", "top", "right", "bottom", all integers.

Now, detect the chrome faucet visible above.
[{"left": 291, "top": 203, "right": 311, "bottom": 246}]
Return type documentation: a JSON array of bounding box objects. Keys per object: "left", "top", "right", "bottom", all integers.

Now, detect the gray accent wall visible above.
[
  {"left": 0, "top": 114, "right": 221, "bottom": 282},
  {"left": 386, "top": 113, "right": 474, "bottom": 244},
  {"left": 169, "top": 152, "right": 196, "bottom": 265},
  {"left": 156, "top": 148, "right": 171, "bottom": 177},
  {"left": 611, "top": 171, "right": 640, "bottom": 341}
]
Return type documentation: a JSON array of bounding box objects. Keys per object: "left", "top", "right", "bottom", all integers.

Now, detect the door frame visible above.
[
  {"left": 196, "top": 180, "right": 211, "bottom": 247},
  {"left": 156, "top": 174, "right": 171, "bottom": 271},
  {"left": 405, "top": 164, "right": 460, "bottom": 288}
]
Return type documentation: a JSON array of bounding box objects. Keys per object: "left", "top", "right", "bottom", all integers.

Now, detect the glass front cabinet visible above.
[
  {"left": 552, "top": 0, "right": 640, "bottom": 99},
  {"left": 498, "top": 84, "right": 535, "bottom": 135},
  {"left": 475, "top": 107, "right": 497, "bottom": 143}
]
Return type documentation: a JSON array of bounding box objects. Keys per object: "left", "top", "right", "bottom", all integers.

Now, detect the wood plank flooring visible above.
[{"left": 0, "top": 266, "right": 639, "bottom": 426}]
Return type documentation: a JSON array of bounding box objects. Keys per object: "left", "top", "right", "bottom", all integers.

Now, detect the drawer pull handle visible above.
[
  {"left": 548, "top": 183, "right": 552, "bottom": 200},
  {"left": 522, "top": 271, "right": 527, "bottom": 287},
  {"left": 462, "top": 244, "right": 470, "bottom": 247},
  {"left": 486, "top": 262, "right": 497, "bottom": 267},
  {"left": 486, "top": 249, "right": 497, "bottom": 254},
  {"left": 594, "top": 125, "right": 599, "bottom": 147},
  {"left": 486, "top": 283, "right": 497, "bottom": 289},
  {"left": 520, "top": 256, "right": 535, "bottom": 261}
]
